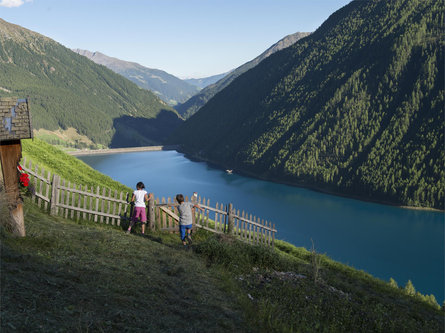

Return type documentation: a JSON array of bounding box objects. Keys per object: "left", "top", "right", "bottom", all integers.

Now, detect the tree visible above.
[
  {"left": 389, "top": 278, "right": 398, "bottom": 288},
  {"left": 404, "top": 280, "right": 416, "bottom": 296}
]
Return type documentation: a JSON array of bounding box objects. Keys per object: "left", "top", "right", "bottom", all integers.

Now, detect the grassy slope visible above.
[
  {"left": 2, "top": 139, "right": 442, "bottom": 332},
  {"left": 21, "top": 138, "right": 131, "bottom": 195},
  {"left": 1, "top": 202, "right": 245, "bottom": 332},
  {"left": 1, "top": 200, "right": 442, "bottom": 332}
]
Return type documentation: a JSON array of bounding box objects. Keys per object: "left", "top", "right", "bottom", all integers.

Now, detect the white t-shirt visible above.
[{"left": 133, "top": 189, "right": 148, "bottom": 207}]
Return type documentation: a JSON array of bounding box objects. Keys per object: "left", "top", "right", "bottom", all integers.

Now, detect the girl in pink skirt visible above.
[{"left": 126, "top": 181, "right": 152, "bottom": 235}]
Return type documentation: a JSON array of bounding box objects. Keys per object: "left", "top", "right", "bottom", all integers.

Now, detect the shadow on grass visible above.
[{"left": 0, "top": 202, "right": 246, "bottom": 332}]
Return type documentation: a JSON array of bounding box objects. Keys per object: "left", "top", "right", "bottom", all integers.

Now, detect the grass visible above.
[
  {"left": 21, "top": 138, "right": 130, "bottom": 195},
  {"left": 4, "top": 140, "right": 443, "bottom": 332},
  {"left": 195, "top": 235, "right": 443, "bottom": 332},
  {"left": 1, "top": 198, "right": 443, "bottom": 332},
  {"left": 33, "top": 128, "right": 99, "bottom": 150},
  {"left": 1, "top": 199, "right": 245, "bottom": 332}
]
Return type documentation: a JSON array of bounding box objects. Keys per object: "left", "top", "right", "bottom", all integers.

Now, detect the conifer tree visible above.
[
  {"left": 389, "top": 278, "right": 398, "bottom": 288},
  {"left": 404, "top": 280, "right": 416, "bottom": 296}
]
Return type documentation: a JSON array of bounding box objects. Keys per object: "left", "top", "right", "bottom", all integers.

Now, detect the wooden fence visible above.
[
  {"left": 21, "top": 158, "right": 276, "bottom": 247},
  {"left": 155, "top": 197, "right": 276, "bottom": 247},
  {"left": 21, "top": 157, "right": 131, "bottom": 225}
]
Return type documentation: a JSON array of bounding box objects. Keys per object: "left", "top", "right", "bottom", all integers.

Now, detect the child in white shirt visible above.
[{"left": 126, "top": 182, "right": 152, "bottom": 235}]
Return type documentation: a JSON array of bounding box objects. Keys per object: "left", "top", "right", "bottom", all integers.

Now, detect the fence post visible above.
[
  {"left": 227, "top": 203, "right": 234, "bottom": 234},
  {"left": 148, "top": 196, "right": 155, "bottom": 230},
  {"left": 50, "top": 174, "right": 60, "bottom": 216},
  {"left": 272, "top": 223, "right": 275, "bottom": 249}
]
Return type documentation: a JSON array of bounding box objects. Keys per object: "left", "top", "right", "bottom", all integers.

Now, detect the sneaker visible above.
[
  {"left": 186, "top": 235, "right": 192, "bottom": 245},
  {"left": 126, "top": 230, "right": 131, "bottom": 234}
]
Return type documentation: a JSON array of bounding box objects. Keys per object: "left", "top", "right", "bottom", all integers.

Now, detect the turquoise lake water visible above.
[{"left": 78, "top": 150, "right": 444, "bottom": 303}]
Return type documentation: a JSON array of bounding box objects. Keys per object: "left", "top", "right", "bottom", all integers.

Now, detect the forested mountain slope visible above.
[
  {"left": 73, "top": 49, "right": 199, "bottom": 106},
  {"left": 175, "top": 32, "right": 310, "bottom": 119},
  {"left": 168, "top": 0, "right": 444, "bottom": 209},
  {"left": 0, "top": 19, "right": 182, "bottom": 148}
]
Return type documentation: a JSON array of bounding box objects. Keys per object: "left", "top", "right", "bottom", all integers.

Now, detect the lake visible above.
[{"left": 78, "top": 150, "right": 444, "bottom": 303}]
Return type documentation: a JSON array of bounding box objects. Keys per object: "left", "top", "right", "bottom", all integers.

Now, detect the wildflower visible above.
[{"left": 17, "top": 165, "right": 29, "bottom": 187}]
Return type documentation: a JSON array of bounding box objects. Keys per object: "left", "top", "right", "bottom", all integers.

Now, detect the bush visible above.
[{"left": 194, "top": 234, "right": 296, "bottom": 272}]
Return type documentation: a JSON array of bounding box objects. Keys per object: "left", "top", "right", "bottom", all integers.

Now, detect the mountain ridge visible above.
[
  {"left": 73, "top": 49, "right": 199, "bottom": 106},
  {"left": 0, "top": 18, "right": 182, "bottom": 148},
  {"left": 175, "top": 31, "right": 311, "bottom": 119},
  {"left": 168, "top": 0, "right": 444, "bottom": 209},
  {"left": 184, "top": 72, "right": 231, "bottom": 89}
]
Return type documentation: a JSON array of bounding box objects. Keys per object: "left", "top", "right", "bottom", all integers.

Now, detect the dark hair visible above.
[
  {"left": 176, "top": 194, "right": 184, "bottom": 203},
  {"left": 136, "top": 182, "right": 145, "bottom": 190}
]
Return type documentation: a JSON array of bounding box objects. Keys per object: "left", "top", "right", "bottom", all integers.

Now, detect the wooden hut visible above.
[{"left": 0, "top": 97, "right": 32, "bottom": 236}]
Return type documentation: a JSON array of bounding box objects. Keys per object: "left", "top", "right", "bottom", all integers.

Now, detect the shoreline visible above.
[
  {"left": 179, "top": 150, "right": 444, "bottom": 213},
  {"left": 67, "top": 145, "right": 179, "bottom": 156},
  {"left": 70, "top": 146, "right": 443, "bottom": 213}
]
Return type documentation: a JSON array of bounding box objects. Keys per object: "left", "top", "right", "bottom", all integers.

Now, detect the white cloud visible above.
[{"left": 0, "top": 0, "right": 32, "bottom": 8}]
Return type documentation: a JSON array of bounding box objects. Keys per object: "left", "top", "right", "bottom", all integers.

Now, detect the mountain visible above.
[
  {"left": 0, "top": 19, "right": 182, "bottom": 148},
  {"left": 73, "top": 49, "right": 199, "bottom": 106},
  {"left": 184, "top": 72, "right": 231, "bottom": 89},
  {"left": 175, "top": 32, "right": 311, "bottom": 119},
  {"left": 168, "top": 0, "right": 444, "bottom": 209}
]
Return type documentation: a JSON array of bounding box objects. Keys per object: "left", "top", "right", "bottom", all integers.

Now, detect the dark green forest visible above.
[
  {"left": 0, "top": 19, "right": 182, "bottom": 147},
  {"left": 174, "top": 32, "right": 311, "bottom": 119},
  {"left": 168, "top": 0, "right": 444, "bottom": 209}
]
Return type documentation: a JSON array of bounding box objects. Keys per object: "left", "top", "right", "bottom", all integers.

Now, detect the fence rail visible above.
[
  {"left": 21, "top": 158, "right": 276, "bottom": 247},
  {"left": 154, "top": 196, "right": 276, "bottom": 247}
]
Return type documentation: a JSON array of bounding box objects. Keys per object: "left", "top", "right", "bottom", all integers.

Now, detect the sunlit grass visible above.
[
  {"left": 1, "top": 199, "right": 245, "bottom": 332},
  {"left": 1, "top": 198, "right": 442, "bottom": 332},
  {"left": 5, "top": 138, "right": 442, "bottom": 332}
]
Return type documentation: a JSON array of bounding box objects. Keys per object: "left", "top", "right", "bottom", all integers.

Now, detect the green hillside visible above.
[
  {"left": 1, "top": 138, "right": 441, "bottom": 331},
  {"left": 0, "top": 19, "right": 182, "bottom": 148},
  {"left": 2, "top": 200, "right": 442, "bottom": 332},
  {"left": 168, "top": 0, "right": 444, "bottom": 209},
  {"left": 2, "top": 202, "right": 443, "bottom": 332},
  {"left": 73, "top": 49, "right": 200, "bottom": 106},
  {"left": 175, "top": 32, "right": 310, "bottom": 119},
  {"left": 21, "top": 138, "right": 131, "bottom": 194}
]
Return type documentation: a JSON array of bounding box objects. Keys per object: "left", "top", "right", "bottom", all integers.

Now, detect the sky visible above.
[{"left": 0, "top": 0, "right": 351, "bottom": 78}]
